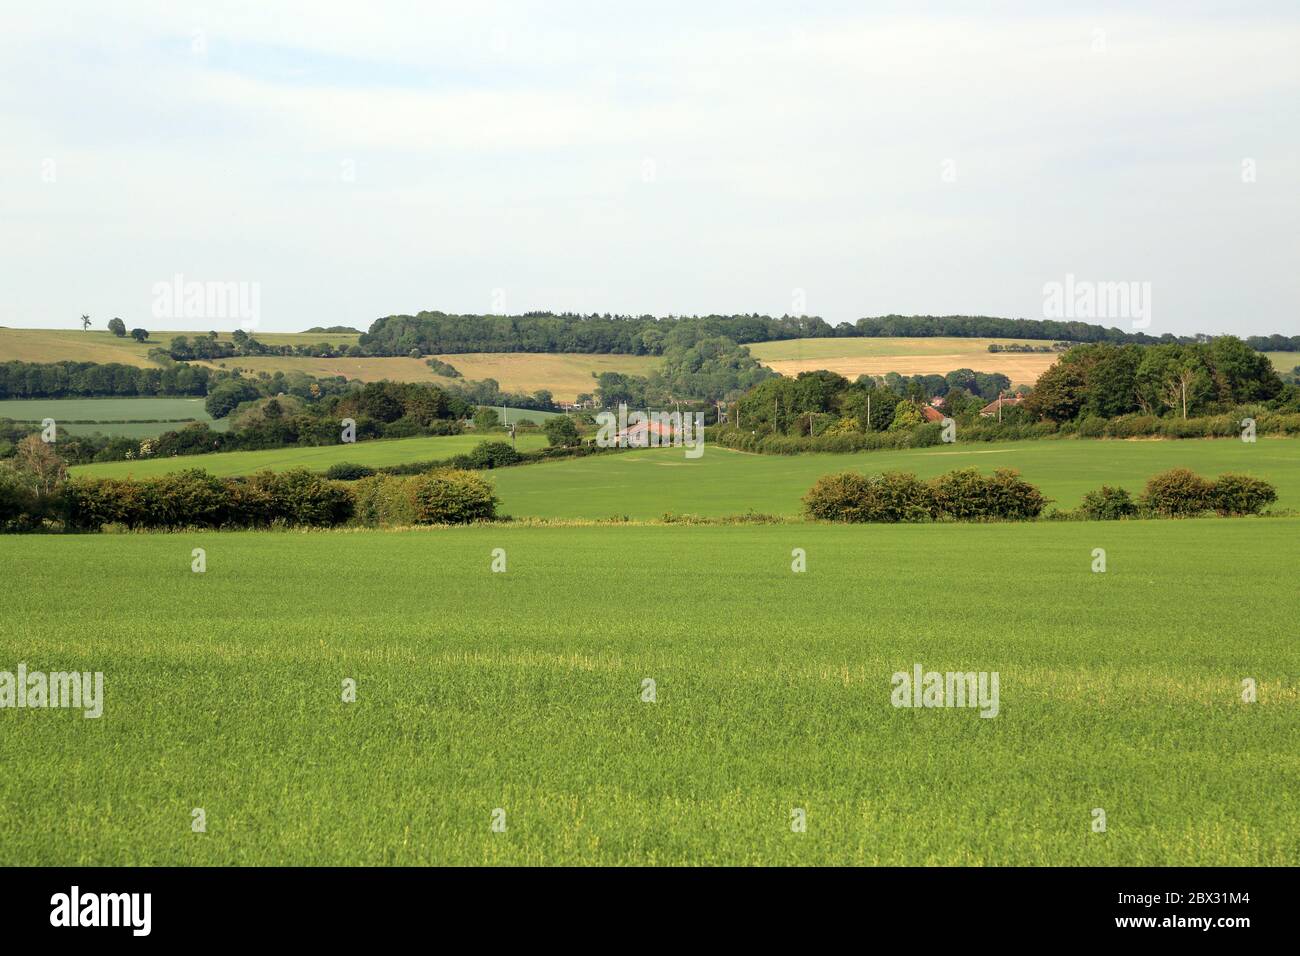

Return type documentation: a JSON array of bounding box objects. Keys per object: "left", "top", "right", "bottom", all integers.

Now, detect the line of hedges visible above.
[
  {"left": 713, "top": 408, "right": 1300, "bottom": 455},
  {"left": 56, "top": 467, "right": 498, "bottom": 531},
  {"left": 803, "top": 468, "right": 1048, "bottom": 522},
  {"left": 1077, "top": 470, "right": 1278, "bottom": 519},
  {"left": 804, "top": 467, "right": 1279, "bottom": 523},
  {"left": 325, "top": 440, "right": 627, "bottom": 480}
]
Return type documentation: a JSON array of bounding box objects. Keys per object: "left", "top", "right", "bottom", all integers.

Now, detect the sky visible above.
[{"left": 1, "top": 1, "right": 1297, "bottom": 338}]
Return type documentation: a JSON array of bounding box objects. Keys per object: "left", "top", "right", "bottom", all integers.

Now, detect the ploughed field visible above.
[{"left": 1, "top": 520, "right": 1295, "bottom": 864}]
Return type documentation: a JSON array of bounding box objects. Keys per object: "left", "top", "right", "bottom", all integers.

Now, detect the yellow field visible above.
[
  {"left": 1263, "top": 352, "right": 1299, "bottom": 373},
  {"left": 0, "top": 329, "right": 660, "bottom": 401},
  {"left": 0, "top": 328, "right": 360, "bottom": 367},
  {"left": 747, "top": 337, "right": 1063, "bottom": 385},
  {"left": 194, "top": 352, "right": 659, "bottom": 401}
]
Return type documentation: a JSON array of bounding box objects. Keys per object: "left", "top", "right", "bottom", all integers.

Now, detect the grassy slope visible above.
[
  {"left": 0, "top": 329, "right": 659, "bottom": 402},
  {"left": 68, "top": 434, "right": 1300, "bottom": 509},
  {"left": 0, "top": 329, "right": 359, "bottom": 366},
  {"left": 1, "top": 520, "right": 1295, "bottom": 865},
  {"left": 490, "top": 437, "right": 1300, "bottom": 518},
  {"left": 69, "top": 432, "right": 549, "bottom": 479}
]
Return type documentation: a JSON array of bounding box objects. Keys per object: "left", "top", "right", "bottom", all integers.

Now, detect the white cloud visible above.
[{"left": 1, "top": 2, "right": 1296, "bottom": 334}]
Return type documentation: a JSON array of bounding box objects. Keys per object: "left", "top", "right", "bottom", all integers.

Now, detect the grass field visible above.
[
  {"left": 1, "top": 519, "right": 1295, "bottom": 865},
  {"left": 69, "top": 432, "right": 549, "bottom": 479},
  {"left": 748, "top": 337, "right": 1065, "bottom": 386},
  {"left": 0, "top": 397, "right": 225, "bottom": 438},
  {"left": 489, "top": 437, "right": 1300, "bottom": 518},
  {"left": 69, "top": 434, "right": 1300, "bottom": 512},
  {"left": 1262, "top": 351, "right": 1300, "bottom": 374}
]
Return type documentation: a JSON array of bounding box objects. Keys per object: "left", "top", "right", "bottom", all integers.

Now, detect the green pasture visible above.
[
  {"left": 0, "top": 397, "right": 224, "bottom": 438},
  {"left": 1, "top": 520, "right": 1295, "bottom": 865},
  {"left": 69, "top": 432, "right": 549, "bottom": 479},
  {"left": 490, "top": 437, "right": 1300, "bottom": 519}
]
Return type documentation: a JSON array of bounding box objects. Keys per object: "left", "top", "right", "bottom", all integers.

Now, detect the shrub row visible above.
[
  {"left": 63, "top": 469, "right": 354, "bottom": 530},
  {"left": 714, "top": 409, "right": 1300, "bottom": 456},
  {"left": 805, "top": 467, "right": 1280, "bottom": 523},
  {"left": 1124, "top": 469, "right": 1275, "bottom": 518},
  {"left": 350, "top": 470, "right": 498, "bottom": 526},
  {"left": 58, "top": 467, "right": 498, "bottom": 531},
  {"left": 803, "top": 468, "right": 1047, "bottom": 522},
  {"left": 367, "top": 440, "right": 627, "bottom": 477}
]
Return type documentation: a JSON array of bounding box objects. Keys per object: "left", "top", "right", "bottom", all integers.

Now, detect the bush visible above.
[
  {"left": 150, "top": 469, "right": 228, "bottom": 527},
  {"left": 1140, "top": 468, "right": 1212, "bottom": 517},
  {"left": 803, "top": 471, "right": 935, "bottom": 523},
  {"left": 1077, "top": 486, "right": 1137, "bottom": 520},
  {"left": 325, "top": 462, "right": 376, "bottom": 480},
  {"left": 929, "top": 468, "right": 1047, "bottom": 520},
  {"left": 1207, "top": 473, "right": 1277, "bottom": 516},
  {"left": 466, "top": 440, "right": 522, "bottom": 469},
  {"left": 349, "top": 474, "right": 414, "bottom": 527},
  {"left": 237, "top": 469, "right": 353, "bottom": 526},
  {"left": 542, "top": 415, "right": 581, "bottom": 448},
  {"left": 351, "top": 470, "right": 498, "bottom": 526},
  {"left": 802, "top": 472, "right": 875, "bottom": 522},
  {"left": 407, "top": 469, "right": 498, "bottom": 524},
  {"left": 0, "top": 466, "right": 39, "bottom": 529}
]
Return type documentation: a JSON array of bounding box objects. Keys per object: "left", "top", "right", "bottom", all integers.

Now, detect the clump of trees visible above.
[{"left": 1024, "top": 338, "right": 1284, "bottom": 423}]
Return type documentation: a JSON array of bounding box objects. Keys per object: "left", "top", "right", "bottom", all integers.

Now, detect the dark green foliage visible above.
[
  {"left": 325, "top": 462, "right": 376, "bottom": 480},
  {"left": 465, "top": 441, "right": 522, "bottom": 469},
  {"left": 350, "top": 470, "right": 498, "bottom": 526},
  {"left": 1207, "top": 473, "right": 1277, "bottom": 516},
  {"left": 1078, "top": 486, "right": 1138, "bottom": 520},
  {"left": 542, "top": 415, "right": 580, "bottom": 447},
  {"left": 803, "top": 471, "right": 936, "bottom": 523},
  {"left": 930, "top": 468, "right": 1047, "bottom": 520},
  {"left": 1139, "top": 468, "right": 1213, "bottom": 517},
  {"left": 804, "top": 468, "right": 1047, "bottom": 522},
  {"left": 63, "top": 468, "right": 352, "bottom": 530}
]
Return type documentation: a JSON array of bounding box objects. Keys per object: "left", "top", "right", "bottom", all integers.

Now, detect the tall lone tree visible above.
[{"left": 80, "top": 314, "right": 91, "bottom": 331}]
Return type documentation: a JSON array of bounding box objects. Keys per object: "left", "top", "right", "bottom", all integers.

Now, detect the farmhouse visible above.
[
  {"left": 613, "top": 418, "right": 678, "bottom": 447},
  {"left": 920, "top": 405, "right": 946, "bottom": 423},
  {"left": 979, "top": 394, "right": 1024, "bottom": 418}
]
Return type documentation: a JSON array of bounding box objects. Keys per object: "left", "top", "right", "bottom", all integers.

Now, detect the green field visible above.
[
  {"left": 490, "top": 406, "right": 563, "bottom": 426},
  {"left": 0, "top": 397, "right": 225, "bottom": 438},
  {"left": 68, "top": 434, "right": 1300, "bottom": 514},
  {"left": 489, "top": 437, "right": 1300, "bottom": 519},
  {"left": 1, "top": 520, "right": 1295, "bottom": 865},
  {"left": 70, "top": 432, "right": 550, "bottom": 479}
]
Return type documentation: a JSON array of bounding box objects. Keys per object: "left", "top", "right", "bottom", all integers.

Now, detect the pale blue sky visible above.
[{"left": 1, "top": 1, "right": 1296, "bottom": 336}]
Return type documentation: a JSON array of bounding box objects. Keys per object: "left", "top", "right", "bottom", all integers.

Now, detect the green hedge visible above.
[
  {"left": 351, "top": 469, "right": 498, "bottom": 526},
  {"left": 63, "top": 468, "right": 354, "bottom": 530},
  {"left": 803, "top": 468, "right": 1046, "bottom": 523},
  {"left": 1076, "top": 471, "right": 1279, "bottom": 519}
]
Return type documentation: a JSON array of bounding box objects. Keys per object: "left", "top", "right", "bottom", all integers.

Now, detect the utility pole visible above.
[{"left": 867, "top": 393, "right": 871, "bottom": 431}]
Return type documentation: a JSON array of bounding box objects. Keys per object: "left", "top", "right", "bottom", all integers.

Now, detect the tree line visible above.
[{"left": 357, "top": 311, "right": 1289, "bottom": 356}]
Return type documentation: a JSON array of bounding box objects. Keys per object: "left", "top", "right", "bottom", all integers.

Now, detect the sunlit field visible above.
[
  {"left": 70, "top": 432, "right": 548, "bottom": 479},
  {"left": 748, "top": 337, "right": 1065, "bottom": 386},
  {"left": 1, "top": 520, "right": 1295, "bottom": 865}
]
